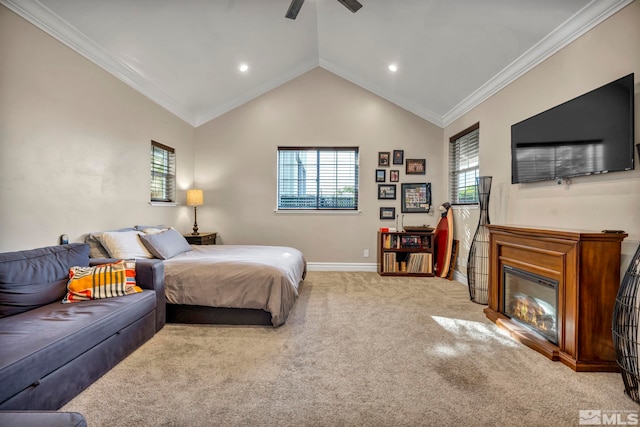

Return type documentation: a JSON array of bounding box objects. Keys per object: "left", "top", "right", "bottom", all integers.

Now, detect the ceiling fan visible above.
[{"left": 285, "top": 0, "right": 363, "bottom": 20}]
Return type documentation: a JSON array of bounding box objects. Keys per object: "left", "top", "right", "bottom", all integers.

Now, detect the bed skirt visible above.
[{"left": 166, "top": 304, "right": 273, "bottom": 326}]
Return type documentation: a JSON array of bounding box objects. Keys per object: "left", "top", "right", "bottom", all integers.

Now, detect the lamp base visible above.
[{"left": 192, "top": 206, "right": 199, "bottom": 235}]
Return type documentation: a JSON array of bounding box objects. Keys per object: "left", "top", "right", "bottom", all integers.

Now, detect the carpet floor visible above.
[{"left": 62, "top": 271, "right": 638, "bottom": 426}]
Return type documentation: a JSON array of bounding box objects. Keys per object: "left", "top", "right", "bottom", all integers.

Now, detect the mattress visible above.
[{"left": 163, "top": 245, "right": 306, "bottom": 326}]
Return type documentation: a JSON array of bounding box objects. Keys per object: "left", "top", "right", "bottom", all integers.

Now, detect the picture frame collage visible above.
[{"left": 377, "top": 150, "right": 430, "bottom": 219}]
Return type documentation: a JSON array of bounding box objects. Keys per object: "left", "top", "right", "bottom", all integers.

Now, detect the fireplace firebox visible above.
[{"left": 502, "top": 265, "right": 558, "bottom": 345}]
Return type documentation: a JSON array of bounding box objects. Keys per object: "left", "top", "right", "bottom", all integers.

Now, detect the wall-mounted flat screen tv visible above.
[{"left": 511, "top": 73, "right": 635, "bottom": 184}]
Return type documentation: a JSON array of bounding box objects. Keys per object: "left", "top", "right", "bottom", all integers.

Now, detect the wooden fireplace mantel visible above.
[{"left": 484, "top": 224, "right": 627, "bottom": 372}]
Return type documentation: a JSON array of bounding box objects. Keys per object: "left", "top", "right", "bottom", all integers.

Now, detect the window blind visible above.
[
  {"left": 277, "top": 147, "right": 359, "bottom": 210},
  {"left": 449, "top": 124, "right": 479, "bottom": 205},
  {"left": 150, "top": 140, "right": 176, "bottom": 203}
]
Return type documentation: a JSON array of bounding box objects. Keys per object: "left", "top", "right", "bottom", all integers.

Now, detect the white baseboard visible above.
[
  {"left": 306, "top": 264, "right": 473, "bottom": 279},
  {"left": 307, "top": 262, "right": 378, "bottom": 272},
  {"left": 453, "top": 269, "right": 468, "bottom": 286}
]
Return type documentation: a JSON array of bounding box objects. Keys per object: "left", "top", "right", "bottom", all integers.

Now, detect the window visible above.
[
  {"left": 449, "top": 123, "right": 480, "bottom": 205},
  {"left": 150, "top": 140, "right": 176, "bottom": 203},
  {"left": 277, "top": 147, "right": 359, "bottom": 210}
]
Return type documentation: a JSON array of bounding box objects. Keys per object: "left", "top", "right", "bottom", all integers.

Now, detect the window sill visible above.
[
  {"left": 274, "top": 209, "right": 362, "bottom": 215},
  {"left": 149, "top": 201, "right": 178, "bottom": 207}
]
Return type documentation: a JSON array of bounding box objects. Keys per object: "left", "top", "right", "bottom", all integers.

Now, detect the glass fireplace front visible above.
[{"left": 502, "top": 265, "right": 558, "bottom": 344}]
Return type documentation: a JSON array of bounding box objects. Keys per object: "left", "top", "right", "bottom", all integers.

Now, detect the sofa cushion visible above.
[
  {"left": 0, "top": 411, "right": 87, "bottom": 427},
  {"left": 0, "top": 244, "right": 90, "bottom": 318},
  {"left": 62, "top": 260, "right": 141, "bottom": 303},
  {"left": 0, "top": 291, "right": 155, "bottom": 405}
]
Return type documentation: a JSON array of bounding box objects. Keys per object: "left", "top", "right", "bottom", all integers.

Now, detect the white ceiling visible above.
[{"left": 2, "top": 0, "right": 632, "bottom": 127}]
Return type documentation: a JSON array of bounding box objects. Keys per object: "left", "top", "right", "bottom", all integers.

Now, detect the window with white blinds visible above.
[
  {"left": 277, "top": 147, "right": 359, "bottom": 210},
  {"left": 449, "top": 124, "right": 480, "bottom": 205},
  {"left": 150, "top": 140, "right": 176, "bottom": 203}
]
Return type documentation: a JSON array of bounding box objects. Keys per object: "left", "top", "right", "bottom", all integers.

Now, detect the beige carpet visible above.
[{"left": 63, "top": 272, "right": 638, "bottom": 426}]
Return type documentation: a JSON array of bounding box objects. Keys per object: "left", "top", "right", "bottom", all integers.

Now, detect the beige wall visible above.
[
  {"left": 2, "top": 2, "right": 638, "bottom": 272},
  {"left": 0, "top": 6, "right": 196, "bottom": 252},
  {"left": 194, "top": 68, "right": 444, "bottom": 264},
  {"left": 445, "top": 1, "right": 640, "bottom": 276}
]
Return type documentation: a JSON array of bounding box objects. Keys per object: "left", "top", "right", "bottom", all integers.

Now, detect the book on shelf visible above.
[
  {"left": 382, "top": 232, "right": 430, "bottom": 250},
  {"left": 383, "top": 252, "right": 397, "bottom": 272},
  {"left": 406, "top": 253, "right": 433, "bottom": 273}
]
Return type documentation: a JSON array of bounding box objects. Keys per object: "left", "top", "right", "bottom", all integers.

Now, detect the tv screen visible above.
[{"left": 511, "top": 73, "right": 635, "bottom": 184}]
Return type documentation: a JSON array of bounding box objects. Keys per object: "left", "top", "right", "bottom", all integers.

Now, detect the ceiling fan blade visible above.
[
  {"left": 337, "top": 0, "right": 363, "bottom": 13},
  {"left": 285, "top": 0, "right": 305, "bottom": 19}
]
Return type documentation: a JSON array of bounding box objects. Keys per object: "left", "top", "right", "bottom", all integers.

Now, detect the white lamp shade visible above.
[{"left": 186, "top": 189, "right": 204, "bottom": 206}]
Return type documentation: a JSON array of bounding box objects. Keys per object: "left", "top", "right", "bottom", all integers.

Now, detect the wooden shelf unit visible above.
[
  {"left": 377, "top": 231, "right": 434, "bottom": 276},
  {"left": 484, "top": 224, "right": 627, "bottom": 372}
]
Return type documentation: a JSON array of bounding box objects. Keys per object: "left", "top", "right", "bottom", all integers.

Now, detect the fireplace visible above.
[
  {"left": 484, "top": 225, "right": 627, "bottom": 372},
  {"left": 502, "top": 265, "right": 558, "bottom": 345}
]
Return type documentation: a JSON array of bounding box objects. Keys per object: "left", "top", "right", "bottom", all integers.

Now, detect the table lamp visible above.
[{"left": 186, "top": 189, "right": 204, "bottom": 235}]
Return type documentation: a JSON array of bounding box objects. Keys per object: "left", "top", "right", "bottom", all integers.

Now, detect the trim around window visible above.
[
  {"left": 449, "top": 123, "right": 480, "bottom": 205},
  {"left": 150, "top": 140, "right": 176, "bottom": 203},
  {"left": 277, "top": 147, "right": 359, "bottom": 211}
]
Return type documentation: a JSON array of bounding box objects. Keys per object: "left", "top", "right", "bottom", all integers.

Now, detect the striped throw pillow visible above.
[{"left": 62, "top": 259, "right": 142, "bottom": 303}]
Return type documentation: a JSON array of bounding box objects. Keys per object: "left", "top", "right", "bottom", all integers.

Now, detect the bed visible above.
[
  {"left": 163, "top": 245, "right": 306, "bottom": 326},
  {"left": 84, "top": 227, "right": 307, "bottom": 327}
]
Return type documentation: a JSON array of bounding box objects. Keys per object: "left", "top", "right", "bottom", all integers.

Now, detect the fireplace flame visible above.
[{"left": 510, "top": 293, "right": 555, "bottom": 334}]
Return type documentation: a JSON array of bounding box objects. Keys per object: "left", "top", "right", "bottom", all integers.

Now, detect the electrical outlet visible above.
[{"left": 363, "top": 249, "right": 369, "bottom": 258}]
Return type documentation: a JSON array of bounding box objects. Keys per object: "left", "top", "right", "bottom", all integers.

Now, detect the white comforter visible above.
[{"left": 163, "top": 245, "right": 306, "bottom": 326}]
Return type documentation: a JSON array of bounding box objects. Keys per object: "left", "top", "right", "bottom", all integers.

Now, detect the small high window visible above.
[
  {"left": 150, "top": 141, "right": 176, "bottom": 203},
  {"left": 449, "top": 124, "right": 480, "bottom": 205}
]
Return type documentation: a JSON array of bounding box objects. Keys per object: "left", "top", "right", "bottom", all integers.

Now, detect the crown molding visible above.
[
  {"left": 319, "top": 58, "right": 445, "bottom": 127},
  {"left": 2, "top": 0, "right": 631, "bottom": 130},
  {"left": 441, "top": 0, "right": 634, "bottom": 127},
  {"left": 0, "top": 0, "right": 198, "bottom": 125}
]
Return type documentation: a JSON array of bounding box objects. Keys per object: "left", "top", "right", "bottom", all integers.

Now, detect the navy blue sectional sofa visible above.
[{"left": 0, "top": 243, "right": 165, "bottom": 410}]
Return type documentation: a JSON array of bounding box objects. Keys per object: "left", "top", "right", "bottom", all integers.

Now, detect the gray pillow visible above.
[{"left": 140, "top": 228, "right": 192, "bottom": 260}]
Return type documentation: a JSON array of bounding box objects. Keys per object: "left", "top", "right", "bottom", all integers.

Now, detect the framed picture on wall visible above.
[
  {"left": 406, "top": 158, "right": 426, "bottom": 175},
  {"left": 401, "top": 182, "right": 432, "bottom": 213},
  {"left": 378, "top": 184, "right": 396, "bottom": 200},
  {"left": 380, "top": 207, "right": 396, "bottom": 220},
  {"left": 376, "top": 169, "right": 386, "bottom": 182},
  {"left": 390, "top": 170, "right": 399, "bottom": 182},
  {"left": 378, "top": 152, "right": 390, "bottom": 166},
  {"left": 393, "top": 150, "right": 404, "bottom": 165}
]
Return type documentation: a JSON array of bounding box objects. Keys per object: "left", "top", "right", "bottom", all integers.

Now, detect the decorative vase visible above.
[
  {"left": 467, "top": 176, "right": 492, "bottom": 305},
  {"left": 612, "top": 243, "right": 640, "bottom": 403}
]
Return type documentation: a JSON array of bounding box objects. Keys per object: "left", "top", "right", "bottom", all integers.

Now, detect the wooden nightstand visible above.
[{"left": 183, "top": 232, "right": 217, "bottom": 245}]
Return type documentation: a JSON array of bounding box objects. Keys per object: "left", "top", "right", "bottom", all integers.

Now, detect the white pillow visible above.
[{"left": 99, "top": 230, "right": 154, "bottom": 259}]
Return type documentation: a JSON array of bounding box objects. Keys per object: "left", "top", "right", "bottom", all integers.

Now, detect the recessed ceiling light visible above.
[
  {"left": 388, "top": 64, "right": 398, "bottom": 73},
  {"left": 239, "top": 64, "right": 249, "bottom": 73}
]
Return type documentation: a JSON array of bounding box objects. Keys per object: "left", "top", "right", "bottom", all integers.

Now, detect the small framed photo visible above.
[
  {"left": 390, "top": 170, "right": 399, "bottom": 182},
  {"left": 375, "top": 169, "right": 386, "bottom": 182},
  {"left": 378, "top": 152, "right": 390, "bottom": 166},
  {"left": 393, "top": 150, "right": 404, "bottom": 165},
  {"left": 401, "top": 183, "right": 432, "bottom": 213},
  {"left": 406, "top": 158, "right": 426, "bottom": 175},
  {"left": 380, "top": 207, "right": 396, "bottom": 220},
  {"left": 378, "top": 184, "right": 396, "bottom": 200}
]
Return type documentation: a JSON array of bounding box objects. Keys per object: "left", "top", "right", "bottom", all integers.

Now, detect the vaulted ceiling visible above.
[{"left": 1, "top": 0, "right": 632, "bottom": 127}]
